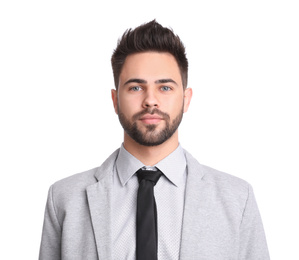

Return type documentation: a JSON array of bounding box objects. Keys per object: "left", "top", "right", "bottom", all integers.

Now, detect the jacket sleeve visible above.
[
  {"left": 39, "top": 185, "right": 61, "bottom": 260},
  {"left": 238, "top": 184, "right": 270, "bottom": 259}
]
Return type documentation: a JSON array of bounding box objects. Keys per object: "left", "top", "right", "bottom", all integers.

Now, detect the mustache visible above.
[{"left": 132, "top": 108, "right": 170, "bottom": 121}]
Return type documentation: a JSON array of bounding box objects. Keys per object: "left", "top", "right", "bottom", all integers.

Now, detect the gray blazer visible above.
[{"left": 39, "top": 149, "right": 270, "bottom": 259}]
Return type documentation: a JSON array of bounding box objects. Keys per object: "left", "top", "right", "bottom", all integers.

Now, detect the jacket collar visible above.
[
  {"left": 180, "top": 150, "right": 208, "bottom": 259},
  {"left": 86, "top": 149, "right": 119, "bottom": 260}
]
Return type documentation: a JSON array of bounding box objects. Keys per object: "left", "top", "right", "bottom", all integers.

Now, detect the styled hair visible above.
[{"left": 111, "top": 20, "right": 188, "bottom": 89}]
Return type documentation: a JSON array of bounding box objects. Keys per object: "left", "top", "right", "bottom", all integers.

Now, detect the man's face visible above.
[{"left": 112, "top": 52, "right": 192, "bottom": 146}]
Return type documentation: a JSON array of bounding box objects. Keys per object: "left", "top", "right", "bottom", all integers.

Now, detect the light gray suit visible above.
[{"left": 39, "top": 149, "right": 270, "bottom": 259}]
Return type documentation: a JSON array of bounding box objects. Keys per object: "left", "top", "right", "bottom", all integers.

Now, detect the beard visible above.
[{"left": 117, "top": 105, "right": 184, "bottom": 146}]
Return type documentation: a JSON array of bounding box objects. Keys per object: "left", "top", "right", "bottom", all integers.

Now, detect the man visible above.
[{"left": 39, "top": 20, "right": 270, "bottom": 260}]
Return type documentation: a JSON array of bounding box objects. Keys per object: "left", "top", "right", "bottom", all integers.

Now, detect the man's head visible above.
[
  {"left": 111, "top": 20, "right": 188, "bottom": 90},
  {"left": 111, "top": 21, "right": 192, "bottom": 147}
]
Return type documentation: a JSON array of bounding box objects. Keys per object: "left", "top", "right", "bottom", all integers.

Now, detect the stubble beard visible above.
[{"left": 117, "top": 105, "right": 184, "bottom": 147}]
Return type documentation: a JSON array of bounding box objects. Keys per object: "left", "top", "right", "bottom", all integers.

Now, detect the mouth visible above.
[{"left": 139, "top": 114, "right": 163, "bottom": 124}]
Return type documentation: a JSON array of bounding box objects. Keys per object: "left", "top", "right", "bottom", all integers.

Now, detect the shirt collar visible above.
[
  {"left": 116, "top": 144, "right": 144, "bottom": 186},
  {"left": 155, "top": 144, "right": 186, "bottom": 187},
  {"left": 116, "top": 144, "right": 186, "bottom": 187}
]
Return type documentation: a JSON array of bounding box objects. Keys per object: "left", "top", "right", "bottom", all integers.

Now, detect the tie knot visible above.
[{"left": 136, "top": 168, "right": 162, "bottom": 185}]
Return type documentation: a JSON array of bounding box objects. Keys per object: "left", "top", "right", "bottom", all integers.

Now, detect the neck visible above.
[{"left": 123, "top": 131, "right": 179, "bottom": 166}]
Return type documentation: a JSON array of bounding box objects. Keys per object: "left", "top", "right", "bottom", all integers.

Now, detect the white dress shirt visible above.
[{"left": 112, "top": 144, "right": 187, "bottom": 260}]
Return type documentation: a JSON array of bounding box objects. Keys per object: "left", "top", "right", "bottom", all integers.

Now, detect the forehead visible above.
[{"left": 119, "top": 52, "right": 182, "bottom": 85}]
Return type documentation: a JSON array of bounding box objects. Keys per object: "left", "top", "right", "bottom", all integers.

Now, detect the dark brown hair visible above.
[{"left": 111, "top": 20, "right": 188, "bottom": 89}]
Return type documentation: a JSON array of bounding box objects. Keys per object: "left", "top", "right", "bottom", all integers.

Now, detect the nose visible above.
[{"left": 142, "top": 89, "right": 159, "bottom": 109}]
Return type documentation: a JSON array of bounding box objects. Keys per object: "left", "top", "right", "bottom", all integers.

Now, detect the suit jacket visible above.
[{"left": 39, "top": 149, "right": 270, "bottom": 260}]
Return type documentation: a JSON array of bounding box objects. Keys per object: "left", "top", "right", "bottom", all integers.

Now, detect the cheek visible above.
[
  {"left": 118, "top": 96, "right": 138, "bottom": 117},
  {"left": 163, "top": 96, "right": 184, "bottom": 113}
]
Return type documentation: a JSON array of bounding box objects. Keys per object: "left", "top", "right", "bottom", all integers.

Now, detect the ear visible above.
[
  {"left": 111, "top": 89, "right": 118, "bottom": 114},
  {"left": 183, "top": 88, "right": 193, "bottom": 113}
]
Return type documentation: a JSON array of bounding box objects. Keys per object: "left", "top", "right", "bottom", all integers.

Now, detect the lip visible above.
[{"left": 139, "top": 114, "right": 163, "bottom": 124}]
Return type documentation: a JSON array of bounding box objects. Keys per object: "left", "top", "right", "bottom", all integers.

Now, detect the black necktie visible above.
[{"left": 136, "top": 168, "right": 162, "bottom": 260}]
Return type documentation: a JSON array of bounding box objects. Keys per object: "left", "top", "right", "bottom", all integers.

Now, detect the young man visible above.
[{"left": 39, "top": 20, "right": 270, "bottom": 260}]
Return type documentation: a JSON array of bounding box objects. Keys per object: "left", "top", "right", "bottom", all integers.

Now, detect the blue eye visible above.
[
  {"left": 161, "top": 86, "right": 171, "bottom": 91},
  {"left": 130, "top": 86, "right": 142, "bottom": 91}
]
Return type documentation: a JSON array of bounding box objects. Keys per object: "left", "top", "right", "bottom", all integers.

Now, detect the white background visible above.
[{"left": 1, "top": 0, "right": 298, "bottom": 259}]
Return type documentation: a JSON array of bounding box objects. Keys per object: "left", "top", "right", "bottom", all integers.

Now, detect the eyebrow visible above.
[
  {"left": 124, "top": 78, "right": 147, "bottom": 85},
  {"left": 124, "top": 78, "right": 178, "bottom": 86},
  {"left": 155, "top": 79, "right": 178, "bottom": 85}
]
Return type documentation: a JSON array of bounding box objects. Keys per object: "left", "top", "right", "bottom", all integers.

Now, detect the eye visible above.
[
  {"left": 160, "top": 86, "right": 172, "bottom": 91},
  {"left": 129, "top": 86, "right": 142, "bottom": 92}
]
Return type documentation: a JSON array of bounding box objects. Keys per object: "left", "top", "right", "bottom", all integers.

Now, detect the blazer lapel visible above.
[
  {"left": 86, "top": 150, "right": 119, "bottom": 260},
  {"left": 179, "top": 151, "right": 207, "bottom": 259}
]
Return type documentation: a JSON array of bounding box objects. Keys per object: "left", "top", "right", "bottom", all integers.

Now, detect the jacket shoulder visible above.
[
  {"left": 200, "top": 163, "right": 249, "bottom": 192},
  {"left": 51, "top": 148, "right": 120, "bottom": 190},
  {"left": 185, "top": 150, "right": 251, "bottom": 211},
  {"left": 52, "top": 167, "right": 99, "bottom": 192},
  {"left": 49, "top": 149, "right": 119, "bottom": 207},
  {"left": 185, "top": 149, "right": 249, "bottom": 189}
]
